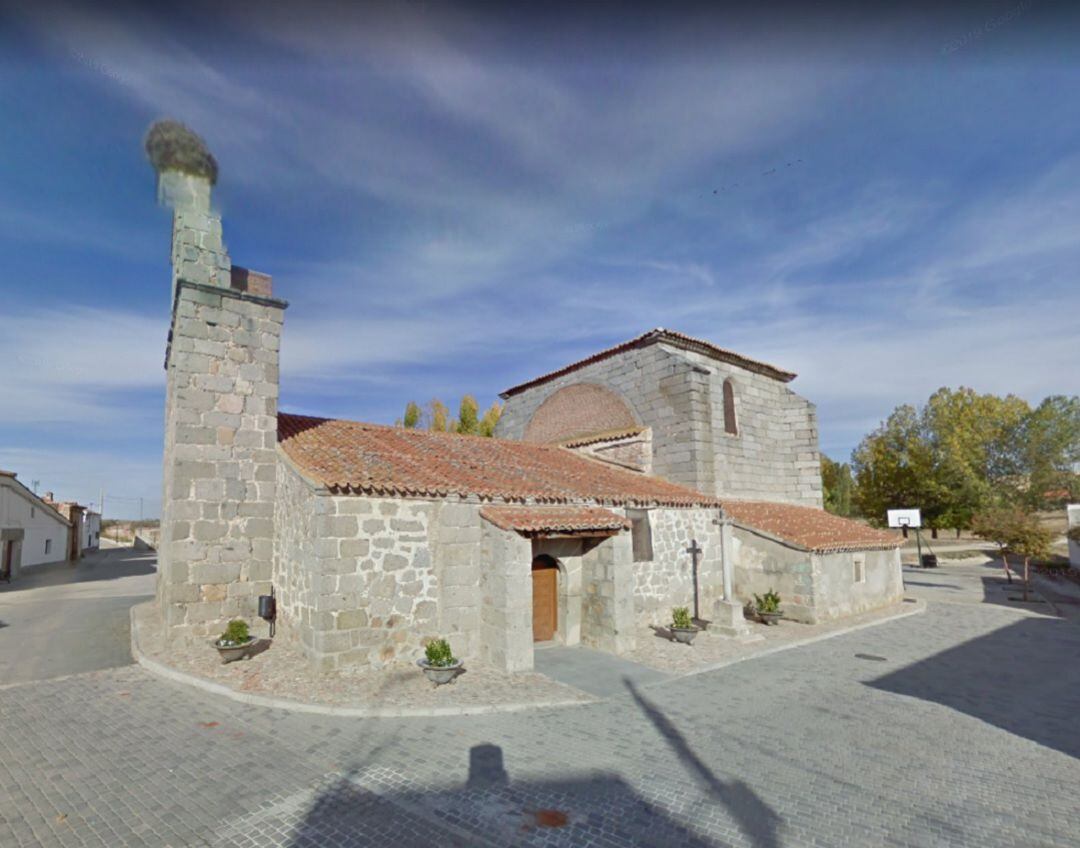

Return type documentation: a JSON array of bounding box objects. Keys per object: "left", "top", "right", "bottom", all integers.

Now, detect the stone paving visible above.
[
  {"left": 2, "top": 560, "right": 1079, "bottom": 846},
  {"left": 623, "top": 599, "right": 922, "bottom": 677},
  {"left": 0, "top": 547, "right": 156, "bottom": 685},
  {"left": 132, "top": 601, "right": 593, "bottom": 715}
]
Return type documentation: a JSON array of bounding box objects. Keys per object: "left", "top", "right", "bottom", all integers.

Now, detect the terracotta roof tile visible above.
[
  {"left": 480, "top": 505, "right": 631, "bottom": 536},
  {"left": 278, "top": 413, "right": 720, "bottom": 507},
  {"left": 558, "top": 427, "right": 647, "bottom": 448},
  {"left": 500, "top": 328, "right": 796, "bottom": 397},
  {"left": 724, "top": 501, "right": 902, "bottom": 553}
]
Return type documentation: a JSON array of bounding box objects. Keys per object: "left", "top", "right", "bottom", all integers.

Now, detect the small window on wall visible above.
[
  {"left": 45, "top": 538, "right": 52, "bottom": 555},
  {"left": 31, "top": 507, "right": 36, "bottom": 518},
  {"left": 723, "top": 379, "right": 738, "bottom": 435},
  {"left": 628, "top": 509, "right": 653, "bottom": 562},
  {"left": 853, "top": 553, "right": 866, "bottom": 584}
]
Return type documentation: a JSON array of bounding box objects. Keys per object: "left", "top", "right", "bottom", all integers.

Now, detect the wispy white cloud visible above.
[
  {"left": 5, "top": 2, "right": 1078, "bottom": 473},
  {"left": 0, "top": 306, "right": 162, "bottom": 424}
]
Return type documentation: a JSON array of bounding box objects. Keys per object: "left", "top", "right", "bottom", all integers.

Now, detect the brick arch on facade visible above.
[{"left": 522, "top": 383, "right": 641, "bottom": 444}]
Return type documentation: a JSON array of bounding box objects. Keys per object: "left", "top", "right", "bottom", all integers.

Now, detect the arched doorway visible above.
[{"left": 531, "top": 555, "right": 559, "bottom": 642}]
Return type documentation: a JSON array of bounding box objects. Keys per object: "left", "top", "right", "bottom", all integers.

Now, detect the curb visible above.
[
  {"left": 652, "top": 599, "right": 928, "bottom": 685},
  {"left": 129, "top": 604, "right": 593, "bottom": 719}
]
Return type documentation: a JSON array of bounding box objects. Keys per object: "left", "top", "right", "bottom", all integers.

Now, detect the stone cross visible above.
[{"left": 687, "top": 538, "right": 703, "bottom": 620}]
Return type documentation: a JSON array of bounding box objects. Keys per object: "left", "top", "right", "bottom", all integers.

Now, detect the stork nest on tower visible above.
[{"left": 144, "top": 119, "right": 218, "bottom": 184}]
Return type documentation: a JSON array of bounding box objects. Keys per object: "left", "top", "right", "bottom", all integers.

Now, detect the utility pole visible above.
[{"left": 32, "top": 480, "right": 39, "bottom": 494}]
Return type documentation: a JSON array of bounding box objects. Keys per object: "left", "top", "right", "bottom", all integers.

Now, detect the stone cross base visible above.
[{"left": 708, "top": 599, "right": 755, "bottom": 639}]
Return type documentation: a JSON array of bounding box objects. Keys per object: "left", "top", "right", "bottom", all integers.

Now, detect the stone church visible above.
[{"left": 148, "top": 123, "right": 902, "bottom": 674}]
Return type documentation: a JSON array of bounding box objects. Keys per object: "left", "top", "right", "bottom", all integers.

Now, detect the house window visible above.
[
  {"left": 722, "top": 378, "right": 738, "bottom": 435},
  {"left": 628, "top": 509, "right": 653, "bottom": 562},
  {"left": 853, "top": 553, "right": 866, "bottom": 584},
  {"left": 31, "top": 507, "right": 35, "bottom": 518},
  {"left": 45, "top": 538, "right": 52, "bottom": 555}
]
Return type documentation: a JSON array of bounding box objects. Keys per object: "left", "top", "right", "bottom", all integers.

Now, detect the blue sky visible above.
[{"left": 2, "top": 2, "right": 1079, "bottom": 518}]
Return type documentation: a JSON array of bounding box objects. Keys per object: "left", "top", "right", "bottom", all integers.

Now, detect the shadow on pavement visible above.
[
  {"left": 624, "top": 678, "right": 782, "bottom": 848},
  {"left": 868, "top": 615, "right": 1080, "bottom": 760},
  {"left": 286, "top": 743, "right": 720, "bottom": 847},
  {"left": 283, "top": 687, "right": 785, "bottom": 847}
]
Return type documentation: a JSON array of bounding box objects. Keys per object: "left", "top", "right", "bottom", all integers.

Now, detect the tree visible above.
[
  {"left": 922, "top": 387, "right": 1030, "bottom": 535},
  {"left": 971, "top": 504, "right": 1023, "bottom": 584},
  {"left": 1004, "top": 509, "right": 1054, "bottom": 602},
  {"left": 399, "top": 396, "right": 501, "bottom": 437},
  {"left": 1019, "top": 395, "right": 1080, "bottom": 507},
  {"left": 852, "top": 388, "right": 1037, "bottom": 534},
  {"left": 478, "top": 402, "right": 502, "bottom": 437},
  {"left": 427, "top": 399, "right": 450, "bottom": 432},
  {"left": 402, "top": 401, "right": 422, "bottom": 429},
  {"left": 453, "top": 395, "right": 480, "bottom": 435},
  {"left": 852, "top": 404, "right": 944, "bottom": 528},
  {"left": 821, "top": 456, "right": 854, "bottom": 517}
]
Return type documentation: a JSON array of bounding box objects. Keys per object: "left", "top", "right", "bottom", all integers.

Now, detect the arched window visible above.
[{"left": 722, "top": 378, "right": 738, "bottom": 435}]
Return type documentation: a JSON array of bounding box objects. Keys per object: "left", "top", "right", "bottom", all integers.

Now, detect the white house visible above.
[
  {"left": 82, "top": 510, "right": 101, "bottom": 552},
  {"left": 0, "top": 470, "right": 74, "bottom": 580}
]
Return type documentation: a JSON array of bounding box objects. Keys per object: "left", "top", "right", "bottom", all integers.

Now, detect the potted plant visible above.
[
  {"left": 214, "top": 619, "right": 255, "bottom": 663},
  {"left": 668, "top": 606, "right": 699, "bottom": 645},
  {"left": 418, "top": 638, "right": 462, "bottom": 686},
  {"left": 753, "top": 590, "right": 783, "bottom": 625}
]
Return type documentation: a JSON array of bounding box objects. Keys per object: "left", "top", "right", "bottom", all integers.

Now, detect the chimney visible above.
[
  {"left": 145, "top": 120, "right": 231, "bottom": 302},
  {"left": 147, "top": 120, "right": 287, "bottom": 645}
]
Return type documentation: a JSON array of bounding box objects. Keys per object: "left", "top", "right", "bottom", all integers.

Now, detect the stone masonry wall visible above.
[
  {"left": 812, "top": 548, "right": 903, "bottom": 621},
  {"left": 430, "top": 501, "right": 485, "bottom": 661},
  {"left": 157, "top": 171, "right": 231, "bottom": 302},
  {"left": 497, "top": 341, "right": 821, "bottom": 506},
  {"left": 632, "top": 507, "right": 724, "bottom": 627},
  {"left": 580, "top": 532, "right": 636, "bottom": 654},
  {"left": 158, "top": 282, "right": 283, "bottom": 642},
  {"left": 273, "top": 468, "right": 492, "bottom": 671},
  {"left": 272, "top": 458, "right": 319, "bottom": 650},
  {"left": 568, "top": 429, "right": 653, "bottom": 473},
  {"left": 678, "top": 349, "right": 822, "bottom": 507},
  {"left": 498, "top": 345, "right": 713, "bottom": 492},
  {"left": 479, "top": 521, "right": 534, "bottom": 672},
  {"left": 309, "top": 492, "right": 438, "bottom": 672},
  {"left": 731, "top": 528, "right": 816, "bottom": 621}
]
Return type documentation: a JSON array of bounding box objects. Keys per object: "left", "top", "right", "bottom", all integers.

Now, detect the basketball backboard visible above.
[{"left": 887, "top": 508, "right": 921, "bottom": 528}]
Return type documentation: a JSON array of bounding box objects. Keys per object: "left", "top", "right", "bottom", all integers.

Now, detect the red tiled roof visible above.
[
  {"left": 480, "top": 505, "right": 631, "bottom": 536},
  {"left": 558, "top": 427, "right": 647, "bottom": 448},
  {"left": 278, "top": 413, "right": 720, "bottom": 507},
  {"left": 724, "top": 501, "right": 903, "bottom": 553},
  {"left": 500, "top": 328, "right": 797, "bottom": 398}
]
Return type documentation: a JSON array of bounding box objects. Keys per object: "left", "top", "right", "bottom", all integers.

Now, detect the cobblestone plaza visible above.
[{"left": 2, "top": 557, "right": 1078, "bottom": 847}]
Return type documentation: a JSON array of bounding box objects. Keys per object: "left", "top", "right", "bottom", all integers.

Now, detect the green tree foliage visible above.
[
  {"left": 427, "top": 399, "right": 450, "bottom": 432},
  {"left": 402, "top": 401, "right": 422, "bottom": 429},
  {"left": 972, "top": 504, "right": 1025, "bottom": 583},
  {"left": 478, "top": 402, "right": 502, "bottom": 437},
  {"left": 1019, "top": 395, "right": 1080, "bottom": 507},
  {"left": 399, "top": 397, "right": 502, "bottom": 437},
  {"left": 851, "top": 388, "right": 1079, "bottom": 530},
  {"left": 454, "top": 395, "right": 480, "bottom": 435},
  {"left": 922, "top": 388, "right": 1030, "bottom": 530},
  {"left": 972, "top": 505, "right": 1053, "bottom": 597},
  {"left": 821, "top": 456, "right": 855, "bottom": 517},
  {"left": 852, "top": 403, "right": 944, "bottom": 527}
]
